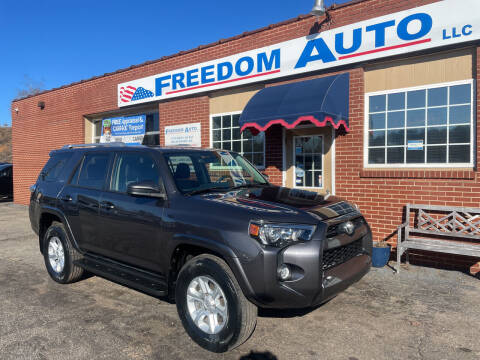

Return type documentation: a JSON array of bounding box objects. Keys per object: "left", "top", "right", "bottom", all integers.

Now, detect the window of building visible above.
[
  {"left": 294, "top": 135, "right": 323, "bottom": 188},
  {"left": 365, "top": 80, "right": 474, "bottom": 167},
  {"left": 211, "top": 112, "right": 265, "bottom": 168},
  {"left": 92, "top": 112, "right": 159, "bottom": 145},
  {"left": 110, "top": 153, "right": 160, "bottom": 193}
]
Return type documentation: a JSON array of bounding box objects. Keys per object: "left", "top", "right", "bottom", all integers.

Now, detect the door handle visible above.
[
  {"left": 100, "top": 201, "right": 115, "bottom": 210},
  {"left": 60, "top": 195, "right": 72, "bottom": 202}
]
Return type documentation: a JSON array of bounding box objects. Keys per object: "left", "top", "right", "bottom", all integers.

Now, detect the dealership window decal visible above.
[
  {"left": 365, "top": 80, "right": 474, "bottom": 168},
  {"left": 210, "top": 112, "right": 265, "bottom": 168},
  {"left": 93, "top": 112, "right": 159, "bottom": 145}
]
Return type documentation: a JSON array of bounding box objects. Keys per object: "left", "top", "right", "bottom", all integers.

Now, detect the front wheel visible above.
[{"left": 175, "top": 254, "right": 257, "bottom": 353}]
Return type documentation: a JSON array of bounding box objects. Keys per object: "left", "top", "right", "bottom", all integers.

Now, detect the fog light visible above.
[{"left": 277, "top": 264, "right": 291, "bottom": 281}]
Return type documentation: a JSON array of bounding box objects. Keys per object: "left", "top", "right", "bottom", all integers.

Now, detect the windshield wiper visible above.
[
  {"left": 230, "top": 183, "right": 268, "bottom": 190},
  {"left": 185, "top": 186, "right": 229, "bottom": 196}
]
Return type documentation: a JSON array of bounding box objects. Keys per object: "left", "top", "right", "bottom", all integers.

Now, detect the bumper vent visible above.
[{"left": 322, "top": 239, "right": 364, "bottom": 271}]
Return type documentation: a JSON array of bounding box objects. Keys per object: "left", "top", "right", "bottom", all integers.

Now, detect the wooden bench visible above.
[{"left": 396, "top": 204, "right": 480, "bottom": 273}]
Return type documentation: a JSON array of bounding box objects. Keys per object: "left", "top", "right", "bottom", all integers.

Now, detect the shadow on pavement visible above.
[
  {"left": 239, "top": 351, "right": 277, "bottom": 360},
  {"left": 258, "top": 303, "right": 326, "bottom": 318}
]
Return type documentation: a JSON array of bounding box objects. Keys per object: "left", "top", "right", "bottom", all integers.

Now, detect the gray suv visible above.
[{"left": 29, "top": 143, "right": 372, "bottom": 353}]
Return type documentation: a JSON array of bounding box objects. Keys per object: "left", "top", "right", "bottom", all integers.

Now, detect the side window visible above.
[
  {"left": 166, "top": 155, "right": 200, "bottom": 192},
  {"left": 110, "top": 153, "right": 160, "bottom": 193},
  {"left": 77, "top": 153, "right": 110, "bottom": 190},
  {"left": 69, "top": 159, "right": 83, "bottom": 185},
  {"left": 41, "top": 152, "right": 73, "bottom": 182}
]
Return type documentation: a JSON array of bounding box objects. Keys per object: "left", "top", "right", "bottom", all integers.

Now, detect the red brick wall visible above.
[
  {"left": 11, "top": 0, "right": 441, "bottom": 205},
  {"left": 264, "top": 125, "right": 283, "bottom": 185},
  {"left": 333, "top": 54, "right": 480, "bottom": 272},
  {"left": 12, "top": 0, "right": 478, "bottom": 270},
  {"left": 158, "top": 96, "right": 210, "bottom": 147}
]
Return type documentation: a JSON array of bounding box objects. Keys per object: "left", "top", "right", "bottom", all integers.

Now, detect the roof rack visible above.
[{"left": 62, "top": 142, "right": 127, "bottom": 149}]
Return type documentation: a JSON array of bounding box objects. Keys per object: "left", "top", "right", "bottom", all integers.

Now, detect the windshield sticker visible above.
[{"left": 218, "top": 151, "right": 245, "bottom": 186}]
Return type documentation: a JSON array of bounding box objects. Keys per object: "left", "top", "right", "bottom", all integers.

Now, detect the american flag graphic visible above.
[{"left": 119, "top": 86, "right": 154, "bottom": 103}]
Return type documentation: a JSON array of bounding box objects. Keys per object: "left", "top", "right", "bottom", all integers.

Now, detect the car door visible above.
[
  {"left": 0, "top": 165, "right": 9, "bottom": 198},
  {"left": 59, "top": 152, "right": 113, "bottom": 254},
  {"left": 6, "top": 166, "right": 13, "bottom": 197},
  {"left": 97, "top": 150, "right": 166, "bottom": 272}
]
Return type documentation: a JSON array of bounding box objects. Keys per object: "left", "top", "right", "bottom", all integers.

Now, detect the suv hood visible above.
[{"left": 198, "top": 185, "right": 357, "bottom": 221}]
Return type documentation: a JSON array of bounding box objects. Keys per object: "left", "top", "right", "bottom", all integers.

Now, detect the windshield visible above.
[{"left": 164, "top": 150, "right": 268, "bottom": 195}]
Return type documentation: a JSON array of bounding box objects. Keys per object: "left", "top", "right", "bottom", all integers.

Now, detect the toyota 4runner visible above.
[{"left": 29, "top": 143, "right": 372, "bottom": 353}]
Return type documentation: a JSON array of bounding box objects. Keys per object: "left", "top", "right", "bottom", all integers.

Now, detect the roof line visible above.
[{"left": 12, "top": 0, "right": 366, "bottom": 103}]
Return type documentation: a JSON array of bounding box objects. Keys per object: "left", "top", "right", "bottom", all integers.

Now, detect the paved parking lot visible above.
[{"left": 0, "top": 202, "right": 479, "bottom": 360}]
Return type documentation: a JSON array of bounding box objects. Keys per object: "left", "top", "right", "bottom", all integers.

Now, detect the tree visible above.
[{"left": 16, "top": 75, "right": 45, "bottom": 98}]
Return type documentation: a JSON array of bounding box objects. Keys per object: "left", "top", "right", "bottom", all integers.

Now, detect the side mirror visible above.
[{"left": 127, "top": 182, "right": 167, "bottom": 199}]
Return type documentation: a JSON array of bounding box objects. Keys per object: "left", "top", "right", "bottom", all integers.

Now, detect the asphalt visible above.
[{"left": 0, "top": 202, "right": 479, "bottom": 360}]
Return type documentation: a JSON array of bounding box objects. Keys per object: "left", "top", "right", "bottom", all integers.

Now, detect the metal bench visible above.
[{"left": 396, "top": 204, "right": 480, "bottom": 273}]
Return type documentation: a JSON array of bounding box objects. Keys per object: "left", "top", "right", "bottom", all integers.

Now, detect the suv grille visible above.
[
  {"left": 322, "top": 239, "right": 364, "bottom": 271},
  {"left": 326, "top": 217, "right": 364, "bottom": 238}
]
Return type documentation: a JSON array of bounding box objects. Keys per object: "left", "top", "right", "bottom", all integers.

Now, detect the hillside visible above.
[{"left": 0, "top": 127, "right": 12, "bottom": 163}]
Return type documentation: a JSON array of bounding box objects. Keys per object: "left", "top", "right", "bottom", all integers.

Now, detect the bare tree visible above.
[
  {"left": 0, "top": 127, "right": 12, "bottom": 163},
  {"left": 16, "top": 75, "right": 45, "bottom": 98}
]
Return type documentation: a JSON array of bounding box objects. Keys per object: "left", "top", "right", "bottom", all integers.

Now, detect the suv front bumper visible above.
[{"left": 238, "top": 223, "right": 372, "bottom": 309}]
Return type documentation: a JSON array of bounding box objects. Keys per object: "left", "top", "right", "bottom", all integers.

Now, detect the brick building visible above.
[{"left": 11, "top": 0, "right": 480, "bottom": 272}]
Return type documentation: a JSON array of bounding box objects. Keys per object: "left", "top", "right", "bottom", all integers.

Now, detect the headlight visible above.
[{"left": 249, "top": 222, "right": 316, "bottom": 248}]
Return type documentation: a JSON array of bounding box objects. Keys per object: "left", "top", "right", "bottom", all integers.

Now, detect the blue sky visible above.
[{"left": 0, "top": 0, "right": 350, "bottom": 126}]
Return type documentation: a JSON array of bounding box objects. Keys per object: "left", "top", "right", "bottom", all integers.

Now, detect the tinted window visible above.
[
  {"left": 0, "top": 165, "right": 11, "bottom": 177},
  {"left": 110, "top": 153, "right": 160, "bottom": 193},
  {"left": 77, "top": 153, "right": 110, "bottom": 190},
  {"left": 164, "top": 151, "right": 267, "bottom": 194},
  {"left": 41, "top": 152, "right": 73, "bottom": 182}
]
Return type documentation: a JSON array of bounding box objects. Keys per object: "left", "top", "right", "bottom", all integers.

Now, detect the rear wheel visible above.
[
  {"left": 43, "top": 221, "right": 84, "bottom": 283},
  {"left": 175, "top": 254, "right": 257, "bottom": 353}
]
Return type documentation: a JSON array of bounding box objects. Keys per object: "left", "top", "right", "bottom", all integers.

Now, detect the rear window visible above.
[
  {"left": 40, "top": 152, "right": 73, "bottom": 182},
  {"left": 74, "top": 153, "right": 110, "bottom": 190}
]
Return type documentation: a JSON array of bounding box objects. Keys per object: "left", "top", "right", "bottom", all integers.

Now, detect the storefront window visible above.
[
  {"left": 211, "top": 113, "right": 265, "bottom": 168},
  {"left": 92, "top": 112, "right": 159, "bottom": 145},
  {"left": 366, "top": 81, "right": 473, "bottom": 167}
]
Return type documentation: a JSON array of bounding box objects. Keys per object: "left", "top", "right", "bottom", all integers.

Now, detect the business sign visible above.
[
  {"left": 164, "top": 122, "right": 201, "bottom": 147},
  {"left": 100, "top": 115, "right": 146, "bottom": 144},
  {"left": 118, "top": 0, "right": 480, "bottom": 107}
]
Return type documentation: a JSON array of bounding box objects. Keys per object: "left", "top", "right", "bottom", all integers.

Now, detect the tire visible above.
[
  {"left": 43, "top": 221, "right": 84, "bottom": 284},
  {"left": 175, "top": 254, "right": 257, "bottom": 353}
]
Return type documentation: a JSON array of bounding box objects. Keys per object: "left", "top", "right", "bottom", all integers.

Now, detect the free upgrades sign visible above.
[
  {"left": 164, "top": 123, "right": 201, "bottom": 147},
  {"left": 118, "top": 0, "right": 480, "bottom": 107},
  {"left": 100, "top": 115, "right": 146, "bottom": 144}
]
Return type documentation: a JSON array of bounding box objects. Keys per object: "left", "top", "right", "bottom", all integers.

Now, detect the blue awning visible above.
[{"left": 240, "top": 73, "right": 349, "bottom": 134}]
